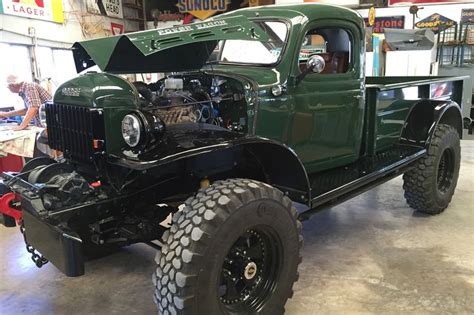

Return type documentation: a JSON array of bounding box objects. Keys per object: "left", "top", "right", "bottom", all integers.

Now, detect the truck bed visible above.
[
  {"left": 299, "top": 75, "right": 468, "bottom": 220},
  {"left": 366, "top": 75, "right": 469, "bottom": 110}
]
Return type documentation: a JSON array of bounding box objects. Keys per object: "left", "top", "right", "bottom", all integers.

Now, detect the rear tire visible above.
[
  {"left": 153, "top": 178, "right": 303, "bottom": 314},
  {"left": 403, "top": 124, "right": 460, "bottom": 214}
]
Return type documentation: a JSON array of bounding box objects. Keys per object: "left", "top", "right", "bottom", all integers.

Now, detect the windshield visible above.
[{"left": 211, "top": 21, "right": 288, "bottom": 66}]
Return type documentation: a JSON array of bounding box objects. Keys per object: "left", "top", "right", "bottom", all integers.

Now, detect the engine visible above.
[{"left": 133, "top": 73, "right": 248, "bottom": 132}]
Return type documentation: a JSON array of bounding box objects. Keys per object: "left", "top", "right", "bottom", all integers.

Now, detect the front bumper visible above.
[
  {"left": 22, "top": 209, "right": 85, "bottom": 277},
  {"left": 2, "top": 172, "right": 85, "bottom": 277}
]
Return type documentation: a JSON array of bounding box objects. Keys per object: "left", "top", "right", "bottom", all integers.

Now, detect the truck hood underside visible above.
[{"left": 72, "top": 16, "right": 270, "bottom": 74}]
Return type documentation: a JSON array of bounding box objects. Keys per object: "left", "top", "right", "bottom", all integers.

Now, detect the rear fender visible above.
[{"left": 401, "top": 100, "right": 462, "bottom": 147}]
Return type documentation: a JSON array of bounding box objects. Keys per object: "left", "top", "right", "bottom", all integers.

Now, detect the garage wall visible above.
[
  {"left": 358, "top": 3, "right": 474, "bottom": 29},
  {"left": 0, "top": 1, "right": 131, "bottom": 48},
  {"left": 0, "top": 1, "right": 135, "bottom": 103}
]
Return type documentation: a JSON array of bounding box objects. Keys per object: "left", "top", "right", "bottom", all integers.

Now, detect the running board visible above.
[{"left": 299, "top": 145, "right": 426, "bottom": 220}]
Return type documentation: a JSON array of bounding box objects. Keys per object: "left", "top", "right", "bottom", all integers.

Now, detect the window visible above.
[
  {"left": 299, "top": 28, "right": 352, "bottom": 74},
  {"left": 215, "top": 21, "right": 288, "bottom": 66},
  {"left": 0, "top": 43, "right": 32, "bottom": 110},
  {"left": 37, "top": 46, "right": 77, "bottom": 92}
]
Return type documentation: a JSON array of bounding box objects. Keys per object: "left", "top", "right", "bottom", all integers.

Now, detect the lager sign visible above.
[
  {"left": 0, "top": 0, "right": 64, "bottom": 23},
  {"left": 177, "top": 0, "right": 227, "bottom": 20}
]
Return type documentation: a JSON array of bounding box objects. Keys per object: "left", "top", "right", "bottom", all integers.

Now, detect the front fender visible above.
[{"left": 109, "top": 123, "right": 311, "bottom": 204}]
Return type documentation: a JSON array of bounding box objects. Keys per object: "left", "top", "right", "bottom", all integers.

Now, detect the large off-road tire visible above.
[
  {"left": 403, "top": 124, "right": 461, "bottom": 214},
  {"left": 153, "top": 178, "right": 303, "bottom": 315}
]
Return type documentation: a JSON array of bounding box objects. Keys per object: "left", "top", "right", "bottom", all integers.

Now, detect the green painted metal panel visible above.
[
  {"left": 73, "top": 15, "right": 270, "bottom": 73},
  {"left": 54, "top": 73, "right": 138, "bottom": 156},
  {"left": 51, "top": 4, "right": 466, "bottom": 176},
  {"left": 54, "top": 73, "right": 137, "bottom": 108},
  {"left": 251, "top": 15, "right": 365, "bottom": 173}
]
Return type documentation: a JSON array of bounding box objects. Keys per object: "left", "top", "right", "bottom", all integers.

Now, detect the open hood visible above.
[{"left": 72, "top": 16, "right": 270, "bottom": 74}]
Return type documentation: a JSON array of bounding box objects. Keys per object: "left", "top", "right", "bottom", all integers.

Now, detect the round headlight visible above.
[{"left": 121, "top": 114, "right": 142, "bottom": 147}]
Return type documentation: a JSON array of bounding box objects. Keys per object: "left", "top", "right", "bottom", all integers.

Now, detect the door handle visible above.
[{"left": 353, "top": 95, "right": 363, "bottom": 99}]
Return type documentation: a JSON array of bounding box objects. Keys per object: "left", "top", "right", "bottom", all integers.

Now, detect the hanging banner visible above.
[
  {"left": 0, "top": 0, "right": 64, "bottom": 23},
  {"left": 415, "top": 13, "right": 456, "bottom": 33},
  {"left": 461, "top": 9, "right": 474, "bottom": 24},
  {"left": 363, "top": 16, "right": 405, "bottom": 33},
  {"left": 86, "top": 0, "right": 123, "bottom": 19}
]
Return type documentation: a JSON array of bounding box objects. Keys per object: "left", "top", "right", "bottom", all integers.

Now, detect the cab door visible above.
[{"left": 289, "top": 20, "right": 365, "bottom": 173}]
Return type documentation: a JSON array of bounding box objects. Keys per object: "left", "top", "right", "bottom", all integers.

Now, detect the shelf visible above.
[
  {"left": 123, "top": 3, "right": 142, "bottom": 10},
  {"left": 122, "top": 0, "right": 146, "bottom": 31},
  {"left": 123, "top": 17, "right": 145, "bottom": 21}
]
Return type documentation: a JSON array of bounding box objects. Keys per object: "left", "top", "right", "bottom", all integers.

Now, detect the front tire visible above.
[
  {"left": 403, "top": 124, "right": 461, "bottom": 214},
  {"left": 153, "top": 178, "right": 303, "bottom": 314}
]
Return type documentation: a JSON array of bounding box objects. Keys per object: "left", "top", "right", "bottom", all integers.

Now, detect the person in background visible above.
[{"left": 0, "top": 74, "right": 51, "bottom": 131}]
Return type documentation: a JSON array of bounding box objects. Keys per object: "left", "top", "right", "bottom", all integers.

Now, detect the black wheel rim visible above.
[
  {"left": 218, "top": 227, "right": 281, "bottom": 312},
  {"left": 437, "top": 148, "right": 455, "bottom": 193}
]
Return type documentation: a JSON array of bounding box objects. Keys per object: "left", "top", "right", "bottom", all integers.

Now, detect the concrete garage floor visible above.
[{"left": 0, "top": 141, "right": 473, "bottom": 315}]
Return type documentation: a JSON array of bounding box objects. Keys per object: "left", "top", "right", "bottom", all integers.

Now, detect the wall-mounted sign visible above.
[
  {"left": 86, "top": 0, "right": 123, "bottom": 19},
  {"left": 111, "top": 22, "right": 124, "bottom": 35},
  {"left": 461, "top": 9, "right": 474, "bottom": 24},
  {"left": 390, "top": 0, "right": 463, "bottom": 5},
  {"left": 368, "top": 7, "right": 376, "bottom": 27},
  {"left": 177, "top": 0, "right": 229, "bottom": 20},
  {"left": 0, "top": 0, "right": 64, "bottom": 23},
  {"left": 363, "top": 16, "right": 405, "bottom": 33},
  {"left": 155, "top": 10, "right": 185, "bottom": 22},
  {"left": 146, "top": 0, "right": 246, "bottom": 22},
  {"left": 415, "top": 13, "right": 456, "bottom": 34}
]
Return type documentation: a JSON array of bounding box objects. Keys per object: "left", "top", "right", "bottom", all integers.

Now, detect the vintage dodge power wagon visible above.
[{"left": 0, "top": 4, "right": 469, "bottom": 314}]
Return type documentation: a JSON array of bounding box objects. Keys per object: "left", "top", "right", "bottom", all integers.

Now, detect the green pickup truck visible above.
[{"left": 0, "top": 4, "right": 469, "bottom": 314}]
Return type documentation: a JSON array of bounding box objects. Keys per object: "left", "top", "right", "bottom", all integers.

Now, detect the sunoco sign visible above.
[{"left": 177, "top": 0, "right": 228, "bottom": 20}]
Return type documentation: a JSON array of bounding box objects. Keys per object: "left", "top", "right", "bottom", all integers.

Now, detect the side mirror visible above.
[
  {"left": 307, "top": 55, "right": 325, "bottom": 73},
  {"left": 296, "top": 54, "right": 326, "bottom": 84}
]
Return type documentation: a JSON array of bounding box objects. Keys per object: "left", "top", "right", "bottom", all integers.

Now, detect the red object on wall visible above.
[
  {"left": 111, "top": 22, "right": 125, "bottom": 35},
  {"left": 12, "top": 0, "right": 45, "bottom": 7},
  {"left": 0, "top": 154, "right": 24, "bottom": 173},
  {"left": 183, "top": 14, "right": 195, "bottom": 24}
]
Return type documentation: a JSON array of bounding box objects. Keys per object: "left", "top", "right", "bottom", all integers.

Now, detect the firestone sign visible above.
[
  {"left": 0, "top": 0, "right": 64, "bottom": 23},
  {"left": 363, "top": 16, "right": 405, "bottom": 33}
]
